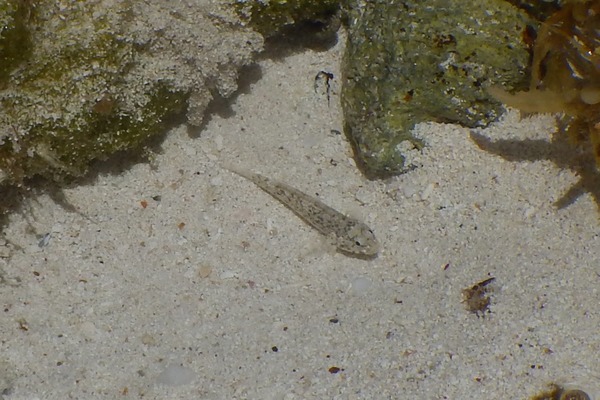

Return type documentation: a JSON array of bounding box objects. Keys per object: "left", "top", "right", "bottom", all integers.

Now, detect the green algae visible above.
[{"left": 341, "top": 0, "right": 534, "bottom": 179}]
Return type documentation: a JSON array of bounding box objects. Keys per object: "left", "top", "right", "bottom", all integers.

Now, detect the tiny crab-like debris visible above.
[{"left": 462, "top": 277, "right": 495, "bottom": 316}]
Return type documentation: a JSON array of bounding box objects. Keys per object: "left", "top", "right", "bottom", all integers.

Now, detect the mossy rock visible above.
[
  {"left": 0, "top": 0, "right": 33, "bottom": 86},
  {"left": 0, "top": 1, "right": 262, "bottom": 185},
  {"left": 233, "top": 0, "right": 340, "bottom": 37},
  {"left": 341, "top": 0, "right": 534, "bottom": 179}
]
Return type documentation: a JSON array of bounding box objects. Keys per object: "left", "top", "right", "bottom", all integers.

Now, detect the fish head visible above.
[{"left": 341, "top": 223, "right": 380, "bottom": 258}]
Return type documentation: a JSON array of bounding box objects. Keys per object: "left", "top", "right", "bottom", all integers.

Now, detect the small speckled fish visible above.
[{"left": 224, "top": 165, "right": 380, "bottom": 258}]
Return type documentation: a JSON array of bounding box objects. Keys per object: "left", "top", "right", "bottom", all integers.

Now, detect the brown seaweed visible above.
[{"left": 491, "top": 0, "right": 600, "bottom": 166}]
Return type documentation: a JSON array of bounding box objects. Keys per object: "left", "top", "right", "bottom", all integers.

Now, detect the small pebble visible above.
[
  {"left": 354, "top": 187, "right": 373, "bottom": 205},
  {"left": 37, "top": 233, "right": 51, "bottom": 248},
  {"left": 214, "top": 134, "right": 224, "bottom": 151},
  {"left": 156, "top": 364, "right": 196, "bottom": 386},
  {"left": 209, "top": 176, "right": 223, "bottom": 186},
  {"left": 523, "top": 205, "right": 536, "bottom": 219},
  {"left": 198, "top": 264, "right": 212, "bottom": 279},
  {"left": 401, "top": 182, "right": 418, "bottom": 199},
  {"left": 420, "top": 183, "right": 435, "bottom": 201},
  {"left": 140, "top": 333, "right": 157, "bottom": 346},
  {"left": 350, "top": 277, "right": 372, "bottom": 294},
  {"left": 79, "top": 321, "right": 99, "bottom": 341},
  {"left": 219, "top": 270, "right": 238, "bottom": 280}
]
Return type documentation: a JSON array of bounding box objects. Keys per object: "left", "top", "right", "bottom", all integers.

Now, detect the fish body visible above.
[{"left": 224, "top": 165, "right": 380, "bottom": 258}]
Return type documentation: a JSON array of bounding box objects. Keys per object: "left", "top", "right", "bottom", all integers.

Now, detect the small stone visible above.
[
  {"left": 198, "top": 264, "right": 212, "bottom": 279},
  {"left": 156, "top": 364, "right": 196, "bottom": 386},
  {"left": 350, "top": 277, "right": 372, "bottom": 294},
  {"left": 219, "top": 270, "right": 238, "bottom": 280}
]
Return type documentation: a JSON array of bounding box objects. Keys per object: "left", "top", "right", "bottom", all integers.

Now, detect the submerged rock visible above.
[
  {"left": 233, "top": 0, "right": 340, "bottom": 38},
  {"left": 0, "top": 0, "right": 262, "bottom": 184},
  {"left": 0, "top": 0, "right": 32, "bottom": 86},
  {"left": 0, "top": 0, "right": 536, "bottom": 188},
  {"left": 341, "top": 0, "right": 533, "bottom": 178}
]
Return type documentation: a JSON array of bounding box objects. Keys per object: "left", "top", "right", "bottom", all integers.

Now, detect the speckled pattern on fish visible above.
[{"left": 224, "top": 165, "right": 380, "bottom": 258}]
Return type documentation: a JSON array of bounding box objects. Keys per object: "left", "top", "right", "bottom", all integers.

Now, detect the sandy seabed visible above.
[{"left": 0, "top": 29, "right": 598, "bottom": 400}]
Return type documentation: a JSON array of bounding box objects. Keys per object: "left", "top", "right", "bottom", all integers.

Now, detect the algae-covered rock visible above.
[
  {"left": 0, "top": 0, "right": 32, "bottom": 85},
  {"left": 341, "top": 0, "right": 534, "bottom": 179},
  {"left": 0, "top": 1, "right": 262, "bottom": 184},
  {"left": 505, "top": 0, "right": 561, "bottom": 20},
  {"left": 234, "top": 0, "right": 340, "bottom": 37}
]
